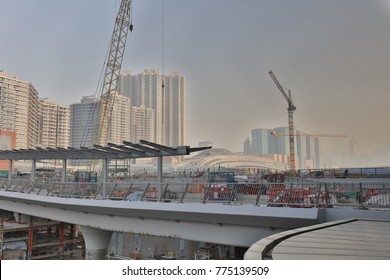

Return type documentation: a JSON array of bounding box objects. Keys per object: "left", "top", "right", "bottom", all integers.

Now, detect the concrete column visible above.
[
  {"left": 62, "top": 159, "right": 67, "bottom": 183},
  {"left": 79, "top": 226, "right": 113, "bottom": 260},
  {"left": 102, "top": 159, "right": 108, "bottom": 197},
  {"left": 157, "top": 156, "right": 163, "bottom": 201},
  {"left": 30, "top": 159, "right": 36, "bottom": 182}
]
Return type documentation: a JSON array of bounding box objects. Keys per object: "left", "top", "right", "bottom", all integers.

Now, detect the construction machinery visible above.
[
  {"left": 271, "top": 130, "right": 346, "bottom": 138},
  {"left": 94, "top": 0, "right": 133, "bottom": 147},
  {"left": 269, "top": 70, "right": 296, "bottom": 175}
]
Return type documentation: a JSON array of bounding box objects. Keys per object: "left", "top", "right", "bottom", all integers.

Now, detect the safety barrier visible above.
[{"left": 1, "top": 178, "right": 390, "bottom": 209}]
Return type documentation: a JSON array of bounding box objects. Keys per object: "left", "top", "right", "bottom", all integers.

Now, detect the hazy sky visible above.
[{"left": 2, "top": 0, "right": 390, "bottom": 156}]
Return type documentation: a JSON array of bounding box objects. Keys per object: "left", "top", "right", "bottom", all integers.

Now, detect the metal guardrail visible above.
[{"left": 1, "top": 178, "right": 389, "bottom": 209}]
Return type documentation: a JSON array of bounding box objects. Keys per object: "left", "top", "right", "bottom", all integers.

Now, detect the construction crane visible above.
[
  {"left": 94, "top": 0, "right": 133, "bottom": 147},
  {"left": 269, "top": 70, "right": 297, "bottom": 175}
]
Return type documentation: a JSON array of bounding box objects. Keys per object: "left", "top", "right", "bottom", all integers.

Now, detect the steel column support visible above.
[
  {"left": 8, "top": 160, "right": 12, "bottom": 182},
  {"left": 157, "top": 156, "right": 163, "bottom": 201},
  {"left": 62, "top": 159, "right": 67, "bottom": 183},
  {"left": 27, "top": 216, "right": 33, "bottom": 259},
  {"left": 102, "top": 159, "right": 108, "bottom": 197},
  {"left": 30, "top": 159, "right": 36, "bottom": 182}
]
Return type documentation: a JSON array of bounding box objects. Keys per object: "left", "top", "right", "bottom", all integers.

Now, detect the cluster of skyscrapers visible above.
[
  {"left": 0, "top": 69, "right": 185, "bottom": 151},
  {"left": 244, "top": 128, "right": 322, "bottom": 169}
]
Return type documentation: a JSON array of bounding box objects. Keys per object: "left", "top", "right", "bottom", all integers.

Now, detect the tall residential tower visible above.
[
  {"left": 118, "top": 70, "right": 185, "bottom": 147},
  {"left": 0, "top": 71, "right": 40, "bottom": 149},
  {"left": 38, "top": 98, "right": 70, "bottom": 148}
]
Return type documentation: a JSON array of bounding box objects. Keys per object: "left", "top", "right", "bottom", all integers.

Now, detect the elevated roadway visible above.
[{"left": 1, "top": 180, "right": 389, "bottom": 259}]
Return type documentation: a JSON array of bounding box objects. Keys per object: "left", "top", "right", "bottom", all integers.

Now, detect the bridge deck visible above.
[{"left": 245, "top": 218, "right": 390, "bottom": 260}]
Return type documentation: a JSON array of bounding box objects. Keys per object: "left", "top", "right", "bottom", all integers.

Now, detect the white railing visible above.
[{"left": 1, "top": 178, "right": 389, "bottom": 209}]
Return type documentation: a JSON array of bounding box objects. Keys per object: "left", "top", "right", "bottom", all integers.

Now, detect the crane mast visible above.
[
  {"left": 269, "top": 70, "right": 296, "bottom": 175},
  {"left": 95, "top": 0, "right": 133, "bottom": 146}
]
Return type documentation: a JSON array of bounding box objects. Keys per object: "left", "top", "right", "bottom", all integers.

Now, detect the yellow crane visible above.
[{"left": 269, "top": 70, "right": 297, "bottom": 175}]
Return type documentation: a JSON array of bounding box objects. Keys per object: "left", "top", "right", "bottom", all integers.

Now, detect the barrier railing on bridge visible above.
[{"left": 1, "top": 178, "right": 389, "bottom": 209}]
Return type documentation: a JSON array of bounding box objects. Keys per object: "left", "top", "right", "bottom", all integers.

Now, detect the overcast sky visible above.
[{"left": 2, "top": 0, "right": 390, "bottom": 158}]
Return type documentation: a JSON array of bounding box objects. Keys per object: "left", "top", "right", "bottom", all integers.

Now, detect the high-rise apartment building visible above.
[
  {"left": 118, "top": 70, "right": 185, "bottom": 147},
  {"left": 106, "top": 93, "right": 131, "bottom": 145},
  {"left": 70, "top": 96, "right": 99, "bottom": 148},
  {"left": 131, "top": 105, "right": 155, "bottom": 143},
  {"left": 0, "top": 71, "right": 40, "bottom": 149},
  {"left": 246, "top": 127, "right": 322, "bottom": 169},
  {"left": 164, "top": 72, "right": 185, "bottom": 147},
  {"left": 251, "top": 128, "right": 274, "bottom": 155},
  {"left": 38, "top": 99, "right": 70, "bottom": 148},
  {"left": 70, "top": 94, "right": 131, "bottom": 148}
]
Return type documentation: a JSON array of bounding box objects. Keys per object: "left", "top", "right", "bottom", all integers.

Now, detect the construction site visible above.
[
  {"left": 0, "top": 208, "right": 246, "bottom": 260},
  {"left": 0, "top": 210, "right": 84, "bottom": 260}
]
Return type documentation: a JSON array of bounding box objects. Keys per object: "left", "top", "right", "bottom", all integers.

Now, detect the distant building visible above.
[
  {"left": 243, "top": 137, "right": 251, "bottom": 155},
  {"left": 70, "top": 94, "right": 131, "bottom": 148},
  {"left": 106, "top": 93, "right": 131, "bottom": 145},
  {"left": 164, "top": 72, "right": 185, "bottom": 147},
  {"left": 119, "top": 69, "right": 164, "bottom": 144},
  {"left": 70, "top": 96, "right": 99, "bottom": 148},
  {"left": 246, "top": 127, "right": 323, "bottom": 169},
  {"left": 251, "top": 128, "right": 273, "bottom": 155},
  {"left": 0, "top": 71, "right": 40, "bottom": 149},
  {"left": 131, "top": 105, "right": 155, "bottom": 143},
  {"left": 119, "top": 70, "right": 185, "bottom": 147},
  {"left": 38, "top": 99, "right": 70, "bottom": 148}
]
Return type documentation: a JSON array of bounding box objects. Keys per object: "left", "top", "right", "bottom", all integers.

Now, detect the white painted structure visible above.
[
  {"left": 1, "top": 189, "right": 389, "bottom": 259},
  {"left": 0, "top": 190, "right": 320, "bottom": 259}
]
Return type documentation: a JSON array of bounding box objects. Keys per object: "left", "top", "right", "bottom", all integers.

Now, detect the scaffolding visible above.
[{"left": 0, "top": 210, "right": 84, "bottom": 260}]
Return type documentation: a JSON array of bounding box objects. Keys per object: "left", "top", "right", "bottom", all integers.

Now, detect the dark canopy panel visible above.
[{"left": 0, "top": 140, "right": 211, "bottom": 161}]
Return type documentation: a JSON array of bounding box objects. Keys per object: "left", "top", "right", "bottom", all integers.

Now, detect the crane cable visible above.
[{"left": 162, "top": 0, "right": 165, "bottom": 90}]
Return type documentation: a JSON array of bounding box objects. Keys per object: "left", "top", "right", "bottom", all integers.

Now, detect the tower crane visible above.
[
  {"left": 269, "top": 70, "right": 296, "bottom": 175},
  {"left": 94, "top": 0, "right": 133, "bottom": 147}
]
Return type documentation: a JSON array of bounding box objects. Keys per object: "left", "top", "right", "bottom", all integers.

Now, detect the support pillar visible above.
[
  {"left": 102, "top": 159, "right": 108, "bottom": 197},
  {"left": 79, "top": 226, "right": 113, "bottom": 260},
  {"left": 59, "top": 223, "right": 64, "bottom": 255},
  {"left": 30, "top": 159, "right": 36, "bottom": 182},
  {"left": 62, "top": 159, "right": 67, "bottom": 183},
  {"left": 8, "top": 160, "right": 12, "bottom": 182},
  {"left": 27, "top": 217, "right": 33, "bottom": 259},
  {"left": 157, "top": 156, "right": 163, "bottom": 201}
]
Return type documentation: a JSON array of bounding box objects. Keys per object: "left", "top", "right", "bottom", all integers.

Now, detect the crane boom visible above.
[
  {"left": 269, "top": 70, "right": 296, "bottom": 174},
  {"left": 271, "top": 131, "right": 346, "bottom": 138},
  {"left": 95, "top": 0, "right": 133, "bottom": 146}
]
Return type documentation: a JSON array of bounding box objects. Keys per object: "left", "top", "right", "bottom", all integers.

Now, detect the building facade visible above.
[
  {"left": 106, "top": 93, "right": 131, "bottom": 145},
  {"left": 251, "top": 128, "right": 274, "bottom": 155},
  {"left": 0, "top": 71, "right": 40, "bottom": 149},
  {"left": 131, "top": 105, "right": 155, "bottom": 143},
  {"left": 246, "top": 127, "right": 322, "bottom": 169},
  {"left": 118, "top": 70, "right": 185, "bottom": 147},
  {"left": 38, "top": 99, "right": 70, "bottom": 148},
  {"left": 70, "top": 96, "right": 99, "bottom": 148},
  {"left": 70, "top": 94, "right": 131, "bottom": 148},
  {"left": 164, "top": 72, "right": 185, "bottom": 147}
]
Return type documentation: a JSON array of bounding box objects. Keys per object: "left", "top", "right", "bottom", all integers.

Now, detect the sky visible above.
[{"left": 1, "top": 0, "right": 390, "bottom": 162}]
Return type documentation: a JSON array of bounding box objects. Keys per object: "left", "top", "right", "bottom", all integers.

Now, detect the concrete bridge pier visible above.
[{"left": 79, "top": 226, "right": 113, "bottom": 260}]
